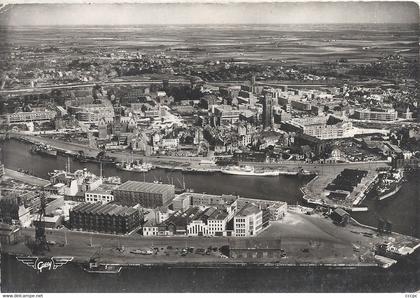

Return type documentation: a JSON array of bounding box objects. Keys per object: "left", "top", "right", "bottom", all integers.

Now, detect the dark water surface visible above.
[
  {"left": 1, "top": 252, "right": 419, "bottom": 293},
  {"left": 0, "top": 139, "right": 308, "bottom": 204}
]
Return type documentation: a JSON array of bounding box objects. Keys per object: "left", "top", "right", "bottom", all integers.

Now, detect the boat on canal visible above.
[
  {"left": 82, "top": 261, "right": 122, "bottom": 274},
  {"left": 375, "top": 169, "right": 405, "bottom": 201},
  {"left": 30, "top": 144, "right": 58, "bottom": 157},
  {"left": 116, "top": 161, "right": 154, "bottom": 173},
  {"left": 221, "top": 165, "right": 280, "bottom": 177}
]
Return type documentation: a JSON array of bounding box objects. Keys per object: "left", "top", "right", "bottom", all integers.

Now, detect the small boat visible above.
[
  {"left": 48, "top": 170, "right": 59, "bottom": 177},
  {"left": 102, "top": 176, "right": 122, "bottom": 185},
  {"left": 297, "top": 169, "right": 313, "bottom": 176},
  {"left": 175, "top": 187, "right": 194, "bottom": 194},
  {"left": 83, "top": 260, "right": 122, "bottom": 274},
  {"left": 130, "top": 249, "right": 153, "bottom": 255},
  {"left": 96, "top": 156, "right": 116, "bottom": 164}
]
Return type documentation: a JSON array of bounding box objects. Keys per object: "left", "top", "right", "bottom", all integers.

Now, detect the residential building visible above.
[
  {"left": 161, "top": 137, "right": 179, "bottom": 149},
  {"left": 283, "top": 115, "right": 352, "bottom": 140},
  {"left": 142, "top": 218, "right": 159, "bottom": 236},
  {"left": 2, "top": 109, "right": 57, "bottom": 124},
  {"left": 68, "top": 102, "right": 115, "bottom": 123},
  {"left": 354, "top": 108, "right": 398, "bottom": 121}
]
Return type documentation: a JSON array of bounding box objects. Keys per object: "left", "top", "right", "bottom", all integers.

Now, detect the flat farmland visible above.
[{"left": 2, "top": 23, "right": 418, "bottom": 65}]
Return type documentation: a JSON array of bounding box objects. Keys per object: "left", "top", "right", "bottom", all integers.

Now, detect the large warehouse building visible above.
[
  {"left": 113, "top": 181, "right": 175, "bottom": 208},
  {"left": 69, "top": 202, "right": 140, "bottom": 234}
]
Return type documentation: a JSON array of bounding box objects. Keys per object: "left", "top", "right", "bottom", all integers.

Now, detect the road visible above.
[
  {"left": 240, "top": 160, "right": 389, "bottom": 174},
  {"left": 0, "top": 77, "right": 402, "bottom": 95},
  {"left": 0, "top": 79, "right": 191, "bottom": 94},
  {"left": 0, "top": 78, "right": 262, "bottom": 94},
  {"left": 0, "top": 78, "right": 310, "bottom": 94}
]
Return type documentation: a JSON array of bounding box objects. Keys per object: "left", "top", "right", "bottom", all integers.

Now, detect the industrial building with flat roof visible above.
[
  {"left": 69, "top": 202, "right": 140, "bottom": 234},
  {"left": 229, "top": 239, "right": 285, "bottom": 259},
  {"left": 113, "top": 181, "right": 175, "bottom": 208}
]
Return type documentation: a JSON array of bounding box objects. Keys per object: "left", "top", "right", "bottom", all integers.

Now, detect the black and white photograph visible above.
[{"left": 0, "top": 1, "right": 419, "bottom": 294}]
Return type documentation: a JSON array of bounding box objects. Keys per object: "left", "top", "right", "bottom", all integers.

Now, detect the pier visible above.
[{"left": 3, "top": 168, "right": 50, "bottom": 187}]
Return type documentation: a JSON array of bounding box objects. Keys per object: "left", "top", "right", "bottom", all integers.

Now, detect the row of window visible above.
[
  {"left": 86, "top": 194, "right": 113, "bottom": 199},
  {"left": 144, "top": 227, "right": 158, "bottom": 231}
]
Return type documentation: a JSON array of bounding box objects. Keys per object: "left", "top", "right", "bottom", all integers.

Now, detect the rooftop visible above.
[
  {"left": 208, "top": 208, "right": 229, "bottom": 220},
  {"left": 163, "top": 206, "right": 202, "bottom": 227},
  {"left": 116, "top": 181, "right": 174, "bottom": 194},
  {"left": 230, "top": 239, "right": 283, "bottom": 250},
  {"left": 71, "top": 202, "right": 138, "bottom": 217},
  {"left": 194, "top": 207, "right": 217, "bottom": 221},
  {"left": 290, "top": 115, "right": 345, "bottom": 127},
  {"left": 87, "top": 184, "right": 118, "bottom": 195},
  {"left": 236, "top": 203, "right": 261, "bottom": 217}
]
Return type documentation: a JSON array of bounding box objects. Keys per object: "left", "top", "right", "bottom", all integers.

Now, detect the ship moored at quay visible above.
[
  {"left": 82, "top": 259, "right": 123, "bottom": 274},
  {"left": 30, "top": 144, "right": 58, "bottom": 157},
  {"left": 115, "top": 161, "right": 154, "bottom": 173},
  {"left": 374, "top": 169, "right": 405, "bottom": 201},
  {"left": 221, "top": 165, "right": 297, "bottom": 177}
]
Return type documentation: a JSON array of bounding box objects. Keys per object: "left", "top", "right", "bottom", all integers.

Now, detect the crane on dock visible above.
[{"left": 32, "top": 192, "right": 50, "bottom": 255}]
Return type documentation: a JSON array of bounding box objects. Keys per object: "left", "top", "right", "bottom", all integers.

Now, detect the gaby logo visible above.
[{"left": 16, "top": 256, "right": 73, "bottom": 272}]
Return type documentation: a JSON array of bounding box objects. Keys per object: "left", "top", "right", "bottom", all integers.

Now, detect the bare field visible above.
[{"left": 3, "top": 24, "right": 418, "bottom": 64}]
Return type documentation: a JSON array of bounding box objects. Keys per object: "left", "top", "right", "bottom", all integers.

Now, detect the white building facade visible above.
[
  {"left": 85, "top": 190, "right": 114, "bottom": 204},
  {"left": 234, "top": 204, "right": 263, "bottom": 237}
]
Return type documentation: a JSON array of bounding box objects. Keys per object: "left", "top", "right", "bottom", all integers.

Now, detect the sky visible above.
[{"left": 1, "top": 2, "right": 419, "bottom": 26}]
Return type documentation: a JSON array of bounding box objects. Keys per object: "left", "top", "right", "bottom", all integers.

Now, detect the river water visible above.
[{"left": 1, "top": 139, "right": 419, "bottom": 292}]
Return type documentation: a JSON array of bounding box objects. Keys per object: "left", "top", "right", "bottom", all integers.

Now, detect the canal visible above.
[{"left": 1, "top": 139, "right": 419, "bottom": 292}]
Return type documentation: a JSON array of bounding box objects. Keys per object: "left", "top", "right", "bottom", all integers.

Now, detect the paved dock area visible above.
[
  {"left": 4, "top": 168, "right": 50, "bottom": 187},
  {"left": 300, "top": 162, "right": 386, "bottom": 210},
  {"left": 5, "top": 212, "right": 418, "bottom": 267}
]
